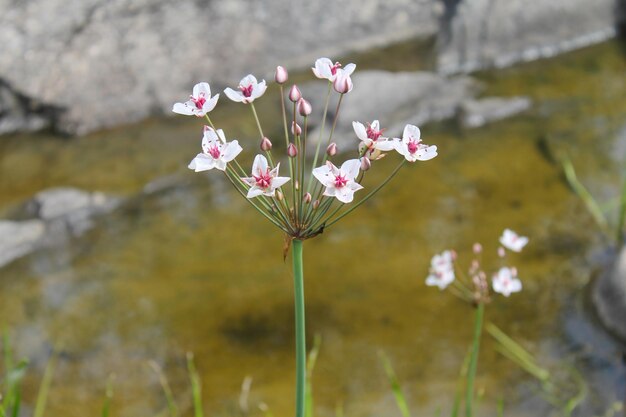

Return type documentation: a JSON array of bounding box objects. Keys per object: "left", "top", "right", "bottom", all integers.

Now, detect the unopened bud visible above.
[
  {"left": 303, "top": 192, "right": 312, "bottom": 204},
  {"left": 312, "top": 200, "right": 320, "bottom": 209},
  {"left": 333, "top": 73, "right": 353, "bottom": 94},
  {"left": 473, "top": 243, "right": 482, "bottom": 254},
  {"left": 326, "top": 142, "right": 337, "bottom": 156},
  {"left": 360, "top": 156, "right": 371, "bottom": 171},
  {"left": 497, "top": 247, "right": 506, "bottom": 258},
  {"left": 291, "top": 121, "right": 302, "bottom": 136},
  {"left": 295, "top": 180, "right": 299, "bottom": 190},
  {"left": 511, "top": 266, "right": 518, "bottom": 277},
  {"left": 297, "top": 98, "right": 312, "bottom": 116},
  {"left": 287, "top": 143, "right": 298, "bottom": 157},
  {"left": 275, "top": 66, "right": 288, "bottom": 84},
  {"left": 289, "top": 85, "right": 301, "bottom": 102},
  {"left": 260, "top": 136, "right": 272, "bottom": 151},
  {"left": 276, "top": 190, "right": 284, "bottom": 201}
]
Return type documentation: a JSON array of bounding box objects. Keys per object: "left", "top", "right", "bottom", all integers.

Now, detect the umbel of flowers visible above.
[
  {"left": 425, "top": 229, "right": 529, "bottom": 416},
  {"left": 173, "top": 58, "right": 438, "bottom": 417}
]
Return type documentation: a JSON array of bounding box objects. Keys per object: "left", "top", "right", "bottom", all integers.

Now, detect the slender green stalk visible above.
[
  {"left": 465, "top": 303, "right": 485, "bottom": 417},
  {"left": 561, "top": 157, "right": 609, "bottom": 236},
  {"left": 305, "top": 335, "right": 322, "bottom": 417},
  {"left": 279, "top": 85, "right": 295, "bottom": 188},
  {"left": 324, "top": 160, "right": 406, "bottom": 228},
  {"left": 187, "top": 353, "right": 204, "bottom": 417},
  {"left": 34, "top": 351, "right": 57, "bottom": 417},
  {"left": 292, "top": 240, "right": 307, "bottom": 417},
  {"left": 101, "top": 374, "right": 114, "bottom": 417},
  {"left": 307, "top": 82, "right": 333, "bottom": 194},
  {"left": 149, "top": 361, "right": 179, "bottom": 417},
  {"left": 378, "top": 351, "right": 411, "bottom": 417},
  {"left": 204, "top": 115, "right": 216, "bottom": 130}
]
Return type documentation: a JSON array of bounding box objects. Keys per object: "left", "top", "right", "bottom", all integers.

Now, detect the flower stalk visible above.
[{"left": 292, "top": 239, "right": 306, "bottom": 417}]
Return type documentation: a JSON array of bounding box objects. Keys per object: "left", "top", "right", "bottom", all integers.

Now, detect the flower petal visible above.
[
  {"left": 222, "top": 140, "right": 243, "bottom": 162},
  {"left": 172, "top": 102, "right": 194, "bottom": 115},
  {"left": 224, "top": 88, "right": 244, "bottom": 102},
  {"left": 352, "top": 121, "right": 368, "bottom": 142},
  {"left": 340, "top": 159, "right": 361, "bottom": 180},
  {"left": 403, "top": 124, "right": 421, "bottom": 143},
  {"left": 203, "top": 94, "right": 219, "bottom": 113}
]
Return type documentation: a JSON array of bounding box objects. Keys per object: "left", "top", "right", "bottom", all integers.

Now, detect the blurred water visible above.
[{"left": 0, "top": 40, "right": 625, "bottom": 416}]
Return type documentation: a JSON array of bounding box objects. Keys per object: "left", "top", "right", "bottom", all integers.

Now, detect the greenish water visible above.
[{"left": 0, "top": 40, "right": 625, "bottom": 416}]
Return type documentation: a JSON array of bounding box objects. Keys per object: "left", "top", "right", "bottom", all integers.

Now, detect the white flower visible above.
[
  {"left": 188, "top": 127, "right": 242, "bottom": 172},
  {"left": 492, "top": 267, "right": 522, "bottom": 297},
  {"left": 333, "top": 68, "right": 354, "bottom": 94},
  {"left": 394, "top": 124, "right": 438, "bottom": 162},
  {"left": 426, "top": 250, "right": 455, "bottom": 290},
  {"left": 312, "top": 58, "right": 356, "bottom": 81},
  {"left": 224, "top": 75, "right": 267, "bottom": 104},
  {"left": 173, "top": 82, "right": 219, "bottom": 117},
  {"left": 499, "top": 229, "right": 529, "bottom": 252},
  {"left": 312, "top": 159, "right": 363, "bottom": 203},
  {"left": 353, "top": 120, "right": 396, "bottom": 155},
  {"left": 242, "top": 155, "right": 290, "bottom": 198}
]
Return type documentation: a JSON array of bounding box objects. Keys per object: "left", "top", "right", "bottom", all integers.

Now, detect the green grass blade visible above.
[
  {"left": 101, "top": 374, "right": 114, "bottom": 417},
  {"left": 148, "top": 361, "right": 179, "bottom": 417},
  {"left": 465, "top": 303, "right": 485, "bottom": 417},
  {"left": 378, "top": 350, "right": 411, "bottom": 417},
  {"left": 451, "top": 347, "right": 472, "bottom": 417},
  {"left": 34, "top": 350, "right": 57, "bottom": 417},
  {"left": 9, "top": 388, "right": 19, "bottom": 417},
  {"left": 305, "top": 334, "right": 322, "bottom": 417},
  {"left": 186, "top": 353, "right": 203, "bottom": 417},
  {"left": 561, "top": 156, "right": 609, "bottom": 235},
  {"left": 497, "top": 398, "right": 504, "bottom": 417}
]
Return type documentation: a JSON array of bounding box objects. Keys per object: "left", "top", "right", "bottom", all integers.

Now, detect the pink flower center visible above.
[
  {"left": 330, "top": 62, "right": 342, "bottom": 75},
  {"left": 207, "top": 144, "right": 221, "bottom": 159},
  {"left": 191, "top": 94, "right": 206, "bottom": 110},
  {"left": 253, "top": 169, "right": 273, "bottom": 189},
  {"left": 366, "top": 123, "right": 383, "bottom": 142},
  {"left": 407, "top": 139, "right": 420, "bottom": 154},
  {"left": 334, "top": 174, "right": 348, "bottom": 188},
  {"left": 239, "top": 84, "right": 254, "bottom": 98}
]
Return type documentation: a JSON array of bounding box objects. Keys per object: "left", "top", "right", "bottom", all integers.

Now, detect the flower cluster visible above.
[
  {"left": 426, "top": 229, "right": 528, "bottom": 303},
  {"left": 173, "top": 57, "right": 438, "bottom": 241}
]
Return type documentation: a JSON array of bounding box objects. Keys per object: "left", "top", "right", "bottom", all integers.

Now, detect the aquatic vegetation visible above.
[{"left": 173, "top": 57, "right": 437, "bottom": 417}]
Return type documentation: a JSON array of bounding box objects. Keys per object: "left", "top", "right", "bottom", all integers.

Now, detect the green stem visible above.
[
  {"left": 465, "top": 303, "right": 484, "bottom": 417},
  {"left": 617, "top": 177, "right": 626, "bottom": 246},
  {"left": 324, "top": 160, "right": 406, "bottom": 228},
  {"left": 292, "top": 240, "right": 307, "bottom": 417}
]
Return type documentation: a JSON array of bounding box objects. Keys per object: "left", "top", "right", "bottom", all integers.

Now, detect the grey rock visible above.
[
  {"left": 437, "top": 0, "right": 617, "bottom": 74},
  {"left": 0, "top": 187, "right": 121, "bottom": 268},
  {"left": 460, "top": 96, "right": 531, "bottom": 128},
  {"left": 0, "top": 0, "right": 441, "bottom": 135},
  {"left": 593, "top": 246, "right": 626, "bottom": 342},
  {"left": 0, "top": 220, "right": 45, "bottom": 267}
]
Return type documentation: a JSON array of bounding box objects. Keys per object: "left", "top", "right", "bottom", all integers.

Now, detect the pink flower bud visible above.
[
  {"left": 289, "top": 85, "right": 301, "bottom": 102},
  {"left": 360, "top": 156, "right": 371, "bottom": 171},
  {"left": 260, "top": 136, "right": 272, "bottom": 151},
  {"left": 275, "top": 66, "right": 288, "bottom": 84},
  {"left": 326, "top": 142, "right": 337, "bottom": 156},
  {"left": 312, "top": 200, "right": 320, "bottom": 209},
  {"left": 297, "top": 98, "right": 312, "bottom": 116},
  {"left": 497, "top": 247, "right": 506, "bottom": 258},
  {"left": 333, "top": 73, "right": 353, "bottom": 94},
  {"left": 291, "top": 121, "right": 301, "bottom": 136},
  {"left": 303, "top": 192, "right": 312, "bottom": 204},
  {"left": 473, "top": 243, "right": 482, "bottom": 254},
  {"left": 287, "top": 143, "right": 298, "bottom": 157}
]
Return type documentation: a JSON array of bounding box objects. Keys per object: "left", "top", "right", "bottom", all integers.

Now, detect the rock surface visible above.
[
  {"left": 0, "top": 0, "right": 620, "bottom": 135},
  {"left": 0, "top": 188, "right": 120, "bottom": 268},
  {"left": 0, "top": 220, "right": 45, "bottom": 267},
  {"left": 459, "top": 96, "right": 531, "bottom": 128},
  {"left": 437, "top": 0, "right": 618, "bottom": 74},
  {"left": 0, "top": 0, "right": 440, "bottom": 135},
  {"left": 593, "top": 246, "right": 626, "bottom": 342}
]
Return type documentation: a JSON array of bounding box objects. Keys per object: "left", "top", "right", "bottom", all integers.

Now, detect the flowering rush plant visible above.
[
  {"left": 425, "top": 228, "right": 529, "bottom": 416},
  {"left": 173, "top": 58, "right": 437, "bottom": 417}
]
